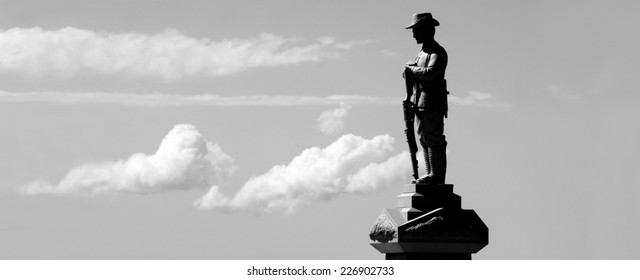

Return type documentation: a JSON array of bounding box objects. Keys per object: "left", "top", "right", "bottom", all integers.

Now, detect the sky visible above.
[{"left": 1, "top": 0, "right": 639, "bottom": 260}]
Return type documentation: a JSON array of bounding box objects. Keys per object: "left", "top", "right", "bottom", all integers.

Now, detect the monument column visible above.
[{"left": 370, "top": 13, "right": 489, "bottom": 260}]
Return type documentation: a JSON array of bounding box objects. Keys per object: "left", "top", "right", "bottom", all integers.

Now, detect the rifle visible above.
[{"left": 403, "top": 67, "right": 419, "bottom": 181}]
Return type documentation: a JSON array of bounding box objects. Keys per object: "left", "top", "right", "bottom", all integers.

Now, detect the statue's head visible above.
[{"left": 406, "top": 13, "right": 439, "bottom": 44}]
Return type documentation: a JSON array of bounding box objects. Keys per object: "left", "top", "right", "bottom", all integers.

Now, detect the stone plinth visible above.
[{"left": 369, "top": 183, "right": 488, "bottom": 260}]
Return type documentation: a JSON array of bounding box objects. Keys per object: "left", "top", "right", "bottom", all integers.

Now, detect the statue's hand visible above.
[{"left": 403, "top": 63, "right": 415, "bottom": 78}]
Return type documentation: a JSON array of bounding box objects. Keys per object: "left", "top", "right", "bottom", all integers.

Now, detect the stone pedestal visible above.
[{"left": 369, "top": 183, "right": 488, "bottom": 260}]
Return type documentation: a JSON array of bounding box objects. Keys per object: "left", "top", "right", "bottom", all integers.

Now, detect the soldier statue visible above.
[{"left": 403, "top": 12, "right": 449, "bottom": 184}]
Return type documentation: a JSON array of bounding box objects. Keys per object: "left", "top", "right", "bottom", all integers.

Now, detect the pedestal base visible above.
[{"left": 369, "top": 183, "right": 488, "bottom": 260}]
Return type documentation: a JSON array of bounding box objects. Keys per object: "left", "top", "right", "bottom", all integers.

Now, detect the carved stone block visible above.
[
  {"left": 397, "top": 192, "right": 461, "bottom": 212},
  {"left": 399, "top": 207, "right": 423, "bottom": 221},
  {"left": 370, "top": 184, "right": 489, "bottom": 259},
  {"left": 403, "top": 183, "right": 454, "bottom": 194}
]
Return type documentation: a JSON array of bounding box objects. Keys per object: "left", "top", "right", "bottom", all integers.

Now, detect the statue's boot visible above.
[
  {"left": 431, "top": 141, "right": 447, "bottom": 184},
  {"left": 416, "top": 147, "right": 434, "bottom": 184}
]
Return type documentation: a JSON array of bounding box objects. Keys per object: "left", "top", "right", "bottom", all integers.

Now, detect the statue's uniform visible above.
[{"left": 406, "top": 41, "right": 448, "bottom": 183}]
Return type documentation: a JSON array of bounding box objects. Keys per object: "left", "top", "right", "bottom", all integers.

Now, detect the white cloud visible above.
[
  {"left": 2, "top": 89, "right": 511, "bottom": 108},
  {"left": 380, "top": 49, "right": 399, "bottom": 57},
  {"left": 546, "top": 84, "right": 582, "bottom": 100},
  {"left": 449, "top": 91, "right": 511, "bottom": 107},
  {"left": 0, "top": 27, "right": 364, "bottom": 80},
  {"left": 194, "top": 134, "right": 410, "bottom": 215},
  {"left": 317, "top": 103, "right": 352, "bottom": 135},
  {"left": 334, "top": 39, "right": 373, "bottom": 50},
  {"left": 21, "top": 124, "right": 236, "bottom": 195},
  {"left": 0, "top": 90, "right": 400, "bottom": 106}
]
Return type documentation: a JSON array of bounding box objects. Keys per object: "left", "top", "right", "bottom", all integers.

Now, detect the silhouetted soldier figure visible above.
[{"left": 403, "top": 13, "right": 449, "bottom": 184}]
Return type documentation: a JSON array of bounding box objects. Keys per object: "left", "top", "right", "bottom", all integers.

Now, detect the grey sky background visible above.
[{"left": 1, "top": 0, "right": 639, "bottom": 259}]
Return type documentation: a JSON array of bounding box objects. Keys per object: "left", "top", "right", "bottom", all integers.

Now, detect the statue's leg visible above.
[
  {"left": 430, "top": 137, "right": 447, "bottom": 184},
  {"left": 414, "top": 90, "right": 448, "bottom": 184},
  {"left": 418, "top": 110, "right": 446, "bottom": 184},
  {"left": 416, "top": 108, "right": 433, "bottom": 181},
  {"left": 441, "top": 140, "right": 447, "bottom": 183},
  {"left": 425, "top": 146, "right": 434, "bottom": 178}
]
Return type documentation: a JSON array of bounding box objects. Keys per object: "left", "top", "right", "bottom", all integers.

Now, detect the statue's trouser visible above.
[{"left": 416, "top": 102, "right": 447, "bottom": 184}]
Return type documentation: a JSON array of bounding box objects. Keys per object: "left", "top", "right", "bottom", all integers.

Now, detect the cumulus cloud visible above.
[
  {"left": 0, "top": 27, "right": 366, "bottom": 80},
  {"left": 317, "top": 103, "right": 352, "bottom": 135},
  {"left": 194, "top": 134, "right": 410, "bottom": 215},
  {"left": 21, "top": 124, "right": 236, "bottom": 195}
]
